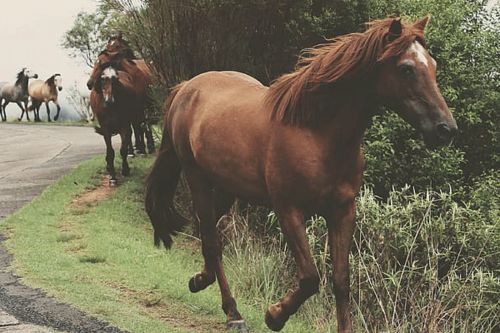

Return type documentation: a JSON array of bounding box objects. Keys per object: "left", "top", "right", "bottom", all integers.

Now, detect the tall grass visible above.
[{"left": 217, "top": 184, "right": 499, "bottom": 332}]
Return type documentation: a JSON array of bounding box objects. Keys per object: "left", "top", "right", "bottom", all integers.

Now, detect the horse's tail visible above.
[{"left": 145, "top": 83, "right": 187, "bottom": 249}]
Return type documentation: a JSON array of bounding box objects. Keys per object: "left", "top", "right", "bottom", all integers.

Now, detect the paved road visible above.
[
  {"left": 0, "top": 123, "right": 127, "bottom": 333},
  {"left": 0, "top": 124, "right": 104, "bottom": 220}
]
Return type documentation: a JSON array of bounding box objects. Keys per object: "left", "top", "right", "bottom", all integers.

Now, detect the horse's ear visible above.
[
  {"left": 388, "top": 18, "right": 402, "bottom": 41},
  {"left": 414, "top": 15, "right": 430, "bottom": 31}
]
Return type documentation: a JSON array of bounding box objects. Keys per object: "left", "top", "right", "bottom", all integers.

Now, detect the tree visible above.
[{"left": 61, "top": 10, "right": 111, "bottom": 67}]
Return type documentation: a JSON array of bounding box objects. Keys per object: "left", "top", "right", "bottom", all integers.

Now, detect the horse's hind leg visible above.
[
  {"left": 132, "top": 122, "right": 146, "bottom": 154},
  {"left": 144, "top": 122, "right": 155, "bottom": 153},
  {"left": 103, "top": 133, "right": 117, "bottom": 185},
  {"left": 127, "top": 124, "right": 135, "bottom": 157},
  {"left": 119, "top": 126, "right": 132, "bottom": 177},
  {"left": 265, "top": 206, "right": 320, "bottom": 331},
  {"left": 186, "top": 171, "right": 246, "bottom": 332}
]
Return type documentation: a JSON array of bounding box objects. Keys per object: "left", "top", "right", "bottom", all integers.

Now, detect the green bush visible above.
[
  {"left": 220, "top": 186, "right": 499, "bottom": 332},
  {"left": 364, "top": 0, "right": 499, "bottom": 195}
]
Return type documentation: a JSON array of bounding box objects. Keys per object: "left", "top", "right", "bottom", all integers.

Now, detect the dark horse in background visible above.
[
  {"left": 90, "top": 59, "right": 148, "bottom": 185},
  {"left": 145, "top": 16, "right": 457, "bottom": 333},
  {"left": 88, "top": 34, "right": 155, "bottom": 155},
  {"left": 0, "top": 68, "right": 38, "bottom": 121}
]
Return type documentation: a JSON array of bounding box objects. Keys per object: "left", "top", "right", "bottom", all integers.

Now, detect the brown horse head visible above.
[
  {"left": 267, "top": 16, "right": 457, "bottom": 148},
  {"left": 375, "top": 16, "right": 457, "bottom": 147},
  {"left": 46, "top": 74, "right": 63, "bottom": 92}
]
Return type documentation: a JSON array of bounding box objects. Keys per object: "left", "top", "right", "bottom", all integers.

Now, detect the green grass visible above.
[{"left": 1, "top": 156, "right": 317, "bottom": 333}]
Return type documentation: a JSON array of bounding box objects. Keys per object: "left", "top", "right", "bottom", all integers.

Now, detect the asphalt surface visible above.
[{"left": 0, "top": 123, "right": 127, "bottom": 333}]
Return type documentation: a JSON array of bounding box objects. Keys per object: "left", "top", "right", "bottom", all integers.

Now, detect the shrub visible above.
[{"left": 220, "top": 186, "right": 499, "bottom": 332}]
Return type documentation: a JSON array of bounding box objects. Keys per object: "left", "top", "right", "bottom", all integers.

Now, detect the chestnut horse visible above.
[{"left": 145, "top": 17, "right": 457, "bottom": 333}]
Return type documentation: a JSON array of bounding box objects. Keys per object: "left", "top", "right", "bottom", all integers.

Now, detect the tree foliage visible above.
[
  {"left": 93, "top": 0, "right": 498, "bottom": 196},
  {"left": 61, "top": 10, "right": 112, "bottom": 67}
]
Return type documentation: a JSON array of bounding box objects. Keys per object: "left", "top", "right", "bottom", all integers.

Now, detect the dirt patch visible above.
[
  {"left": 104, "top": 281, "right": 224, "bottom": 333},
  {"left": 71, "top": 178, "right": 116, "bottom": 210}
]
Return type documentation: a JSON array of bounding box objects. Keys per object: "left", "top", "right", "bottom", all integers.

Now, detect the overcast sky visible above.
[{"left": 0, "top": 0, "right": 98, "bottom": 120}]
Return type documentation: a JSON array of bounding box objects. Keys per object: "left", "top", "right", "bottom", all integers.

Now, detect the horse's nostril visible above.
[{"left": 436, "top": 123, "right": 456, "bottom": 141}]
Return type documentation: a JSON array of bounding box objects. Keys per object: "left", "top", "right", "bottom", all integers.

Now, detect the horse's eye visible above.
[{"left": 399, "top": 64, "right": 414, "bottom": 77}]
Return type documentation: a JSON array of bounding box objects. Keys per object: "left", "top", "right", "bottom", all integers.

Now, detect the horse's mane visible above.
[
  {"left": 15, "top": 68, "right": 27, "bottom": 85},
  {"left": 45, "top": 73, "right": 61, "bottom": 86},
  {"left": 266, "top": 17, "right": 426, "bottom": 127}
]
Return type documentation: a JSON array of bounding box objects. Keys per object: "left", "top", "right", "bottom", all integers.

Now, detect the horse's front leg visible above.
[
  {"left": 119, "top": 126, "right": 131, "bottom": 177},
  {"left": 15, "top": 102, "right": 26, "bottom": 121},
  {"left": 54, "top": 101, "right": 61, "bottom": 121},
  {"left": 265, "top": 206, "right": 320, "bottom": 331},
  {"left": 45, "top": 102, "right": 52, "bottom": 122},
  {"left": 325, "top": 200, "right": 356, "bottom": 333},
  {"left": 103, "top": 133, "right": 117, "bottom": 186}
]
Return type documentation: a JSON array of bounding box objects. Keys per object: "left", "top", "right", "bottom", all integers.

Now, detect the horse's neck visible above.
[
  {"left": 321, "top": 85, "right": 374, "bottom": 147},
  {"left": 47, "top": 82, "right": 57, "bottom": 96},
  {"left": 17, "top": 77, "right": 29, "bottom": 93}
]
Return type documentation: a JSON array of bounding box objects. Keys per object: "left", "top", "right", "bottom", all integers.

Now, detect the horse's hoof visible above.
[
  {"left": 188, "top": 273, "right": 215, "bottom": 293},
  {"left": 265, "top": 303, "right": 288, "bottom": 332},
  {"left": 109, "top": 179, "right": 118, "bottom": 187},
  {"left": 227, "top": 319, "right": 249, "bottom": 333}
]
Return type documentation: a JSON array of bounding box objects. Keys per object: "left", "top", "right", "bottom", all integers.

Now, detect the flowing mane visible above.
[
  {"left": 45, "top": 74, "right": 60, "bottom": 86},
  {"left": 15, "top": 68, "right": 27, "bottom": 85},
  {"left": 266, "top": 17, "right": 426, "bottom": 127}
]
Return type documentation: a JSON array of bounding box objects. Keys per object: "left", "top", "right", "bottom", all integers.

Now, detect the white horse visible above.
[
  {"left": 28, "top": 74, "right": 63, "bottom": 122},
  {"left": 0, "top": 68, "right": 38, "bottom": 121}
]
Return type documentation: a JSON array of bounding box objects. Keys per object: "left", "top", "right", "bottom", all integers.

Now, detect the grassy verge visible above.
[{"left": 0, "top": 157, "right": 315, "bottom": 333}]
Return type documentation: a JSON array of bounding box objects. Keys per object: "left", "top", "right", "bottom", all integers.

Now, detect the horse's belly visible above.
[{"left": 188, "top": 114, "right": 269, "bottom": 203}]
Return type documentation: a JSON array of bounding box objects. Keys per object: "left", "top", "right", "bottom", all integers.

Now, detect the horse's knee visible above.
[{"left": 299, "top": 274, "right": 320, "bottom": 296}]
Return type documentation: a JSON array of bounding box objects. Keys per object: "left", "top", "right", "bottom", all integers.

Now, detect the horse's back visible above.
[
  {"left": 169, "top": 71, "right": 271, "bottom": 201},
  {"left": 28, "top": 80, "right": 45, "bottom": 98}
]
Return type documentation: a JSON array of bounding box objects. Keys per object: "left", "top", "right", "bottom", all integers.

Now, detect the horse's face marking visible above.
[
  {"left": 101, "top": 67, "right": 118, "bottom": 106},
  {"left": 54, "top": 74, "right": 63, "bottom": 91},
  {"left": 377, "top": 40, "right": 457, "bottom": 147},
  {"left": 406, "top": 41, "right": 429, "bottom": 67}
]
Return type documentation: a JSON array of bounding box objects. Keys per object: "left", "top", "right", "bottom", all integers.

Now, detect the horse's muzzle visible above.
[
  {"left": 87, "top": 79, "right": 94, "bottom": 90},
  {"left": 424, "top": 122, "right": 458, "bottom": 148}
]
